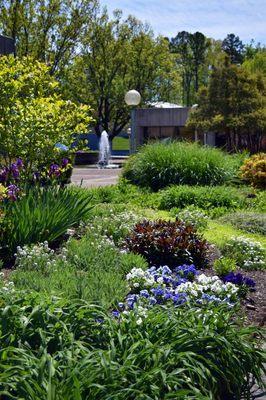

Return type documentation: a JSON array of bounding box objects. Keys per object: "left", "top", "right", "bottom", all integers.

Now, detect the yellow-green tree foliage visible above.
[
  {"left": 240, "top": 153, "right": 266, "bottom": 189},
  {"left": 0, "top": 56, "right": 92, "bottom": 173}
]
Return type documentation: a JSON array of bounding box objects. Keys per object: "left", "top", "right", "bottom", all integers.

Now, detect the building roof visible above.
[{"left": 149, "top": 101, "right": 183, "bottom": 109}]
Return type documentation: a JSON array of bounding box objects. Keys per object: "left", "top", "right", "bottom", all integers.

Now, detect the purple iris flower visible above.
[
  {"left": 7, "top": 184, "right": 20, "bottom": 201},
  {"left": 16, "top": 158, "right": 24, "bottom": 169},
  {"left": 61, "top": 158, "right": 69, "bottom": 168},
  {"left": 49, "top": 163, "right": 60, "bottom": 177},
  {"left": 0, "top": 167, "right": 9, "bottom": 183}
]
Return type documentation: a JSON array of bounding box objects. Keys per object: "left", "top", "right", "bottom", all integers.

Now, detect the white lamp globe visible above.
[{"left": 125, "top": 90, "right": 141, "bottom": 106}]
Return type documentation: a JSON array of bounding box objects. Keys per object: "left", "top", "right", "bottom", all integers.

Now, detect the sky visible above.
[{"left": 102, "top": 0, "right": 266, "bottom": 44}]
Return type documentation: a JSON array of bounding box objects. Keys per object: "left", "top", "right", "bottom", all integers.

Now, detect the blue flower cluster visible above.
[
  {"left": 118, "top": 264, "right": 197, "bottom": 313},
  {"left": 222, "top": 272, "right": 256, "bottom": 288}
]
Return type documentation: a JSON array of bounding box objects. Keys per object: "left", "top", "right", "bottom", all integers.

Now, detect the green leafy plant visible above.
[
  {"left": 159, "top": 184, "right": 245, "bottom": 211},
  {"left": 0, "top": 186, "right": 93, "bottom": 262},
  {"left": 0, "top": 292, "right": 264, "bottom": 400},
  {"left": 123, "top": 141, "right": 242, "bottom": 190},
  {"left": 213, "top": 257, "right": 237, "bottom": 276},
  {"left": 124, "top": 219, "right": 210, "bottom": 269}
]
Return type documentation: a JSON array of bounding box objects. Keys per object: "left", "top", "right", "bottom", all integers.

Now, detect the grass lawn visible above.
[
  {"left": 203, "top": 220, "right": 266, "bottom": 248},
  {"left": 112, "top": 136, "right": 129, "bottom": 151}
]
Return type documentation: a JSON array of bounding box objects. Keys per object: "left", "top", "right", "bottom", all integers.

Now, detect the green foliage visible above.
[
  {"left": 123, "top": 142, "right": 241, "bottom": 190},
  {"left": 170, "top": 31, "right": 210, "bottom": 105},
  {"left": 240, "top": 153, "right": 266, "bottom": 189},
  {"left": 187, "top": 60, "right": 266, "bottom": 152},
  {"left": 222, "top": 236, "right": 265, "bottom": 270},
  {"left": 12, "top": 235, "right": 147, "bottom": 309},
  {"left": 0, "top": 294, "right": 264, "bottom": 399},
  {"left": 64, "top": 9, "right": 180, "bottom": 138},
  {"left": 220, "top": 212, "right": 266, "bottom": 235},
  {"left": 213, "top": 257, "right": 237, "bottom": 276},
  {"left": 159, "top": 185, "right": 245, "bottom": 211},
  {"left": 0, "top": 0, "right": 96, "bottom": 74},
  {"left": 222, "top": 33, "right": 244, "bottom": 64},
  {"left": 0, "top": 186, "right": 92, "bottom": 262},
  {"left": 0, "top": 56, "right": 92, "bottom": 176},
  {"left": 124, "top": 219, "right": 210, "bottom": 269}
]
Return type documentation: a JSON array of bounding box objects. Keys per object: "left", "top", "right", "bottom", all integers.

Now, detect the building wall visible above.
[
  {"left": 134, "top": 107, "right": 192, "bottom": 148},
  {"left": 0, "top": 35, "right": 15, "bottom": 55}
]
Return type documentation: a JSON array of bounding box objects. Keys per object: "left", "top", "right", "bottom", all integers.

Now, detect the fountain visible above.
[{"left": 98, "top": 130, "right": 119, "bottom": 169}]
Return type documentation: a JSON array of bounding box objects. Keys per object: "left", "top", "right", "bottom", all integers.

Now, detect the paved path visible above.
[{"left": 72, "top": 166, "right": 121, "bottom": 188}]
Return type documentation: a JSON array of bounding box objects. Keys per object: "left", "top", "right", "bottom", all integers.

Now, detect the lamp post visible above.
[
  {"left": 191, "top": 104, "right": 198, "bottom": 142},
  {"left": 125, "top": 90, "right": 141, "bottom": 154}
]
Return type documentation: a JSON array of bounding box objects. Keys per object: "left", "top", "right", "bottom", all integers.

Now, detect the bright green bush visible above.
[
  {"left": 0, "top": 56, "right": 92, "bottom": 178},
  {"left": 159, "top": 185, "right": 245, "bottom": 210},
  {"left": 123, "top": 141, "right": 242, "bottom": 190},
  {"left": 220, "top": 212, "right": 266, "bottom": 235},
  {"left": 0, "top": 292, "right": 264, "bottom": 399},
  {"left": 0, "top": 186, "right": 93, "bottom": 262}
]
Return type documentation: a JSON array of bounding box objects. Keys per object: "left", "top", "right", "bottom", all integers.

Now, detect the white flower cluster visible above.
[
  {"left": 177, "top": 208, "right": 208, "bottom": 230},
  {"left": 15, "top": 242, "right": 68, "bottom": 271},
  {"left": 88, "top": 210, "right": 140, "bottom": 245},
  {"left": 0, "top": 272, "right": 15, "bottom": 293},
  {"left": 226, "top": 236, "right": 265, "bottom": 270},
  {"left": 126, "top": 268, "right": 155, "bottom": 289},
  {"left": 176, "top": 274, "right": 238, "bottom": 301}
]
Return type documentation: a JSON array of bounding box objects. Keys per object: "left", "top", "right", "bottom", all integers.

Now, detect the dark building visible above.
[
  {"left": 130, "top": 106, "right": 219, "bottom": 153},
  {"left": 0, "top": 35, "right": 15, "bottom": 55}
]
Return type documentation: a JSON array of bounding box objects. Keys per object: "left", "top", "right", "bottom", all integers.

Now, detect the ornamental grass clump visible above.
[
  {"left": 122, "top": 141, "right": 242, "bottom": 190},
  {"left": 124, "top": 219, "right": 210, "bottom": 269},
  {"left": 0, "top": 186, "right": 93, "bottom": 263}
]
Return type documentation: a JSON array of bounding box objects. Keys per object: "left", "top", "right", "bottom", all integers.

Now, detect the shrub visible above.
[
  {"left": 0, "top": 186, "right": 92, "bottom": 262},
  {"left": 222, "top": 236, "right": 265, "bottom": 270},
  {"left": 0, "top": 291, "right": 264, "bottom": 399},
  {"left": 213, "top": 257, "right": 237, "bottom": 276},
  {"left": 123, "top": 141, "right": 242, "bottom": 190},
  {"left": 220, "top": 211, "right": 266, "bottom": 235},
  {"left": 124, "top": 219, "right": 210, "bottom": 269},
  {"left": 159, "top": 185, "right": 245, "bottom": 210},
  {"left": 240, "top": 153, "right": 266, "bottom": 189},
  {"left": 0, "top": 56, "right": 91, "bottom": 180},
  {"left": 171, "top": 206, "right": 209, "bottom": 230}
]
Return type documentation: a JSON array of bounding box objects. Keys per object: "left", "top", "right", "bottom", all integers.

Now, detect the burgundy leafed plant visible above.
[{"left": 124, "top": 219, "right": 210, "bottom": 269}]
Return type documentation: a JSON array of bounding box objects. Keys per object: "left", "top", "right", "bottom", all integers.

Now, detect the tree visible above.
[
  {"left": 0, "top": 0, "right": 97, "bottom": 74},
  {"left": 0, "top": 56, "right": 92, "bottom": 175},
  {"left": 187, "top": 59, "right": 266, "bottom": 153},
  {"left": 222, "top": 33, "right": 244, "bottom": 64},
  {"left": 63, "top": 9, "right": 179, "bottom": 139},
  {"left": 243, "top": 49, "right": 266, "bottom": 76},
  {"left": 170, "top": 31, "right": 209, "bottom": 105},
  {"left": 189, "top": 32, "right": 209, "bottom": 92}
]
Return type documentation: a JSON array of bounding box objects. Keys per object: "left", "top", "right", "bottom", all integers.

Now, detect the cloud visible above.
[{"left": 102, "top": 0, "right": 266, "bottom": 43}]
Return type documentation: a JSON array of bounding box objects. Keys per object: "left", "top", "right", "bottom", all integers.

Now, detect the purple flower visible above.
[
  {"left": 7, "top": 184, "right": 20, "bottom": 201},
  {"left": 11, "top": 163, "right": 20, "bottom": 179},
  {"left": 223, "top": 272, "right": 255, "bottom": 288},
  {"left": 61, "top": 158, "right": 69, "bottom": 168},
  {"left": 49, "top": 163, "right": 60, "bottom": 177},
  {"left": 0, "top": 167, "right": 9, "bottom": 183},
  {"left": 16, "top": 158, "right": 24, "bottom": 169},
  {"left": 140, "top": 290, "right": 149, "bottom": 298}
]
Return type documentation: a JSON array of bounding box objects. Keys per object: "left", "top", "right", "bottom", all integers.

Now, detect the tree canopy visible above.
[{"left": 187, "top": 59, "right": 266, "bottom": 153}]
